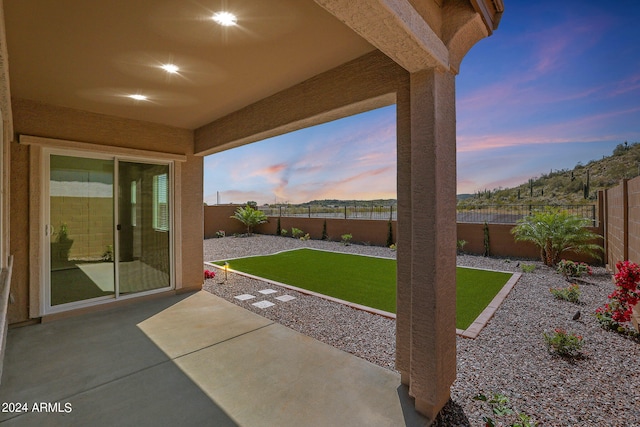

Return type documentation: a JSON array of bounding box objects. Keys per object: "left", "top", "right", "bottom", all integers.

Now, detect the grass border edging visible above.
[
  {"left": 204, "top": 261, "right": 396, "bottom": 318},
  {"left": 456, "top": 272, "right": 522, "bottom": 339},
  {"left": 205, "top": 248, "right": 521, "bottom": 339}
]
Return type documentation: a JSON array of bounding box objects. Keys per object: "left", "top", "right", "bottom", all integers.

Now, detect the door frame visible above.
[{"left": 34, "top": 143, "right": 178, "bottom": 316}]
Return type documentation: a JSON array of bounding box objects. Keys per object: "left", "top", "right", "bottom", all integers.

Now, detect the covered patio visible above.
[
  {"left": 0, "top": 0, "right": 503, "bottom": 423},
  {"left": 0, "top": 291, "right": 426, "bottom": 426}
]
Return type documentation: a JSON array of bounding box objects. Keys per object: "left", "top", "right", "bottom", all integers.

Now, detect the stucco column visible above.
[{"left": 397, "top": 67, "right": 457, "bottom": 421}]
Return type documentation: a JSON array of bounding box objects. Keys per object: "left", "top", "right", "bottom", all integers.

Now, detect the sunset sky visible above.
[{"left": 203, "top": 0, "right": 640, "bottom": 205}]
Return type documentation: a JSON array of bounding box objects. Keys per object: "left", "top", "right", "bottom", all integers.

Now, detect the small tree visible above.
[
  {"left": 511, "top": 208, "right": 602, "bottom": 266},
  {"left": 230, "top": 205, "right": 267, "bottom": 235}
]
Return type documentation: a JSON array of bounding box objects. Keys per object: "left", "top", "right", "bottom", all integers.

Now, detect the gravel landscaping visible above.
[{"left": 203, "top": 235, "right": 640, "bottom": 426}]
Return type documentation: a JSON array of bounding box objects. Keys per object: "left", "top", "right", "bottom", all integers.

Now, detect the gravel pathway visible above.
[{"left": 203, "top": 235, "right": 640, "bottom": 426}]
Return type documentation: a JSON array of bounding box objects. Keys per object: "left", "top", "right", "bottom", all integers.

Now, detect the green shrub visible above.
[
  {"left": 511, "top": 208, "right": 602, "bottom": 266},
  {"left": 280, "top": 229, "right": 288, "bottom": 237},
  {"left": 230, "top": 206, "right": 267, "bottom": 235},
  {"left": 543, "top": 328, "right": 584, "bottom": 357},
  {"left": 291, "top": 227, "right": 304, "bottom": 239},
  {"left": 341, "top": 233, "right": 352, "bottom": 246},
  {"left": 321, "top": 220, "right": 328, "bottom": 240},
  {"left": 520, "top": 263, "right": 536, "bottom": 273},
  {"left": 549, "top": 283, "right": 580, "bottom": 303},
  {"left": 556, "top": 259, "right": 592, "bottom": 278}
]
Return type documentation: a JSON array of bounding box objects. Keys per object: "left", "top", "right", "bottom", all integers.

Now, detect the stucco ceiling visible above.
[{"left": 4, "top": 0, "right": 374, "bottom": 130}]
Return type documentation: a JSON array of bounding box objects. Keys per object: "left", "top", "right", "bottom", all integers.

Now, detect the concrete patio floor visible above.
[{"left": 0, "top": 291, "right": 427, "bottom": 426}]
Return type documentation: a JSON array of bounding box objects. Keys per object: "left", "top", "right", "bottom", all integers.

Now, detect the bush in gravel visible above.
[
  {"left": 595, "top": 260, "right": 640, "bottom": 335},
  {"left": 511, "top": 208, "right": 602, "bottom": 266},
  {"left": 341, "top": 233, "right": 352, "bottom": 245},
  {"left": 291, "top": 227, "right": 304, "bottom": 239},
  {"left": 280, "top": 228, "right": 288, "bottom": 237},
  {"left": 520, "top": 263, "right": 536, "bottom": 273},
  {"left": 473, "top": 393, "right": 538, "bottom": 427},
  {"left": 204, "top": 270, "right": 216, "bottom": 279},
  {"left": 543, "top": 328, "right": 584, "bottom": 357},
  {"left": 556, "top": 259, "right": 592, "bottom": 279},
  {"left": 549, "top": 283, "right": 581, "bottom": 303},
  {"left": 230, "top": 205, "right": 267, "bottom": 235}
]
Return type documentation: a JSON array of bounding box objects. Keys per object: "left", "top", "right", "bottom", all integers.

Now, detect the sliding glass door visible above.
[
  {"left": 47, "top": 153, "right": 172, "bottom": 311},
  {"left": 49, "top": 155, "right": 115, "bottom": 306},
  {"left": 118, "top": 161, "right": 171, "bottom": 295}
]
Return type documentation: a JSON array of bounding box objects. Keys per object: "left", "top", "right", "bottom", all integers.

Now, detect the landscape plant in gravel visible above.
[
  {"left": 543, "top": 328, "right": 584, "bottom": 357},
  {"left": 556, "top": 259, "right": 592, "bottom": 279},
  {"left": 595, "top": 260, "right": 640, "bottom": 336},
  {"left": 520, "top": 263, "right": 536, "bottom": 273},
  {"left": 473, "top": 393, "right": 537, "bottom": 427},
  {"left": 549, "top": 283, "right": 581, "bottom": 303}
]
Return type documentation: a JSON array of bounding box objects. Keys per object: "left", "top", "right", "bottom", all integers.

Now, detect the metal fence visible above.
[
  {"left": 259, "top": 205, "right": 397, "bottom": 221},
  {"left": 259, "top": 203, "right": 598, "bottom": 225},
  {"left": 456, "top": 204, "right": 598, "bottom": 226}
]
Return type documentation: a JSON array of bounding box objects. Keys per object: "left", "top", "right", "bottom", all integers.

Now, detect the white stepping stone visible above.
[
  {"left": 252, "top": 300, "right": 275, "bottom": 309},
  {"left": 275, "top": 295, "right": 296, "bottom": 302},
  {"left": 258, "top": 289, "right": 278, "bottom": 295},
  {"left": 234, "top": 294, "right": 255, "bottom": 301}
]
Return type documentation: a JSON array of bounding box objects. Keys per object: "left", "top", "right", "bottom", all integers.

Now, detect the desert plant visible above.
[
  {"left": 386, "top": 221, "right": 394, "bottom": 247},
  {"left": 543, "top": 328, "right": 584, "bottom": 357},
  {"left": 321, "top": 220, "right": 328, "bottom": 240},
  {"left": 457, "top": 239, "right": 467, "bottom": 254},
  {"left": 549, "top": 283, "right": 581, "bottom": 303},
  {"left": 215, "top": 230, "right": 225, "bottom": 238},
  {"left": 230, "top": 205, "right": 267, "bottom": 235},
  {"left": 341, "top": 233, "right": 352, "bottom": 246},
  {"left": 520, "top": 263, "right": 536, "bottom": 273},
  {"left": 557, "top": 259, "right": 592, "bottom": 279},
  {"left": 291, "top": 227, "right": 304, "bottom": 239},
  {"left": 204, "top": 270, "right": 216, "bottom": 279},
  {"left": 301, "top": 233, "right": 311, "bottom": 241},
  {"left": 276, "top": 217, "right": 281, "bottom": 236},
  {"left": 280, "top": 229, "right": 288, "bottom": 237},
  {"left": 483, "top": 222, "right": 490, "bottom": 257},
  {"left": 511, "top": 208, "right": 602, "bottom": 266},
  {"left": 474, "top": 393, "right": 537, "bottom": 427}
]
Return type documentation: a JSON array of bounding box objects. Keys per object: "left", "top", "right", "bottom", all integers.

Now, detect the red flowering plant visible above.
[
  {"left": 595, "top": 260, "right": 640, "bottom": 335},
  {"left": 204, "top": 269, "right": 216, "bottom": 280}
]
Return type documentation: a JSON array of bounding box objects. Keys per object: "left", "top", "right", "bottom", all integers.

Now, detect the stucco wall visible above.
[
  {"left": 9, "top": 98, "right": 202, "bottom": 323},
  {"left": 204, "top": 205, "right": 603, "bottom": 263}
]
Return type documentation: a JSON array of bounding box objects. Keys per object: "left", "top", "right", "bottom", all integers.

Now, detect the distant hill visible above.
[
  {"left": 458, "top": 141, "right": 640, "bottom": 207},
  {"left": 269, "top": 199, "right": 397, "bottom": 207}
]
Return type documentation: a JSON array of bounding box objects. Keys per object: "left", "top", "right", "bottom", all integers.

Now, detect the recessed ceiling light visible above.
[
  {"left": 128, "top": 94, "right": 148, "bottom": 101},
  {"left": 212, "top": 11, "right": 237, "bottom": 26},
  {"left": 161, "top": 64, "right": 179, "bottom": 74}
]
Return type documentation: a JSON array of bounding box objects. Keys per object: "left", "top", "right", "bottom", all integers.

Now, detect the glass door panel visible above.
[
  {"left": 49, "top": 155, "right": 115, "bottom": 306},
  {"left": 118, "top": 161, "right": 170, "bottom": 294}
]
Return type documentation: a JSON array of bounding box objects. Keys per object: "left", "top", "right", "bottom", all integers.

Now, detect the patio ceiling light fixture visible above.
[
  {"left": 212, "top": 11, "right": 237, "bottom": 27},
  {"left": 160, "top": 63, "right": 179, "bottom": 74},
  {"left": 128, "top": 94, "right": 148, "bottom": 101}
]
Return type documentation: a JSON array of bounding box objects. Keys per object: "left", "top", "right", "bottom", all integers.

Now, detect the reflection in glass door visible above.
[
  {"left": 118, "top": 161, "right": 171, "bottom": 295},
  {"left": 49, "top": 155, "right": 115, "bottom": 306},
  {"left": 47, "top": 154, "right": 172, "bottom": 311}
]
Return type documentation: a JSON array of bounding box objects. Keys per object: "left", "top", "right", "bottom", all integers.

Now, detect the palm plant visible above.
[
  {"left": 511, "top": 208, "right": 602, "bottom": 266},
  {"left": 230, "top": 205, "right": 267, "bottom": 235}
]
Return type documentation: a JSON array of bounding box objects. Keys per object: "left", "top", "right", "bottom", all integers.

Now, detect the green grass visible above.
[{"left": 215, "top": 248, "right": 512, "bottom": 330}]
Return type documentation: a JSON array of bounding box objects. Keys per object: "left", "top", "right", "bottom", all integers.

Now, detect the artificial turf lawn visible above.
[{"left": 216, "top": 248, "right": 512, "bottom": 330}]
